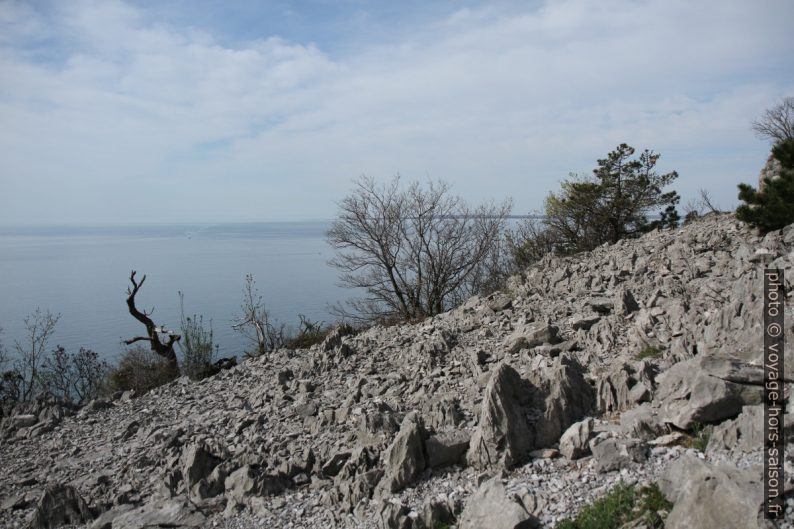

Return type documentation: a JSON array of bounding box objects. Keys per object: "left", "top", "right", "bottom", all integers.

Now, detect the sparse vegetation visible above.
[
  {"left": 233, "top": 273, "right": 289, "bottom": 358},
  {"left": 105, "top": 346, "right": 177, "bottom": 395},
  {"left": 39, "top": 346, "right": 110, "bottom": 405},
  {"left": 283, "top": 314, "right": 330, "bottom": 349},
  {"left": 688, "top": 422, "right": 714, "bottom": 452},
  {"left": 178, "top": 292, "right": 218, "bottom": 380},
  {"left": 636, "top": 346, "right": 662, "bottom": 360},
  {"left": 555, "top": 483, "right": 671, "bottom": 529}
]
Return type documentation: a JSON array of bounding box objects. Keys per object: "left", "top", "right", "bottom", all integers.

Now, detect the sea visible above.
[{"left": 0, "top": 221, "right": 348, "bottom": 365}]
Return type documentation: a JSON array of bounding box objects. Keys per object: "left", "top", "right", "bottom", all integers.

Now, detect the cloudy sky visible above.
[{"left": 1, "top": 0, "right": 792, "bottom": 224}]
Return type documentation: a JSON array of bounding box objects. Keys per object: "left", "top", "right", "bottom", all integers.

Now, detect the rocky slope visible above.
[{"left": 1, "top": 213, "right": 794, "bottom": 529}]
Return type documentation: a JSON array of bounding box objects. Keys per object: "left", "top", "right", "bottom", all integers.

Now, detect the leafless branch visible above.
[{"left": 124, "top": 270, "right": 180, "bottom": 375}]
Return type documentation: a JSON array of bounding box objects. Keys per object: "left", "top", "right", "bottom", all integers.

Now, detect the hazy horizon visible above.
[{"left": 1, "top": 0, "right": 793, "bottom": 224}]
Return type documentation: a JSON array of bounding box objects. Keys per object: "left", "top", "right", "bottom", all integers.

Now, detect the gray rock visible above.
[
  {"left": 619, "top": 403, "right": 667, "bottom": 440},
  {"left": 467, "top": 363, "right": 533, "bottom": 469},
  {"left": 506, "top": 323, "right": 559, "bottom": 353},
  {"left": 181, "top": 442, "right": 221, "bottom": 489},
  {"left": 224, "top": 465, "right": 288, "bottom": 503},
  {"left": 89, "top": 505, "right": 135, "bottom": 529},
  {"left": 488, "top": 293, "right": 514, "bottom": 312},
  {"left": 379, "top": 413, "right": 426, "bottom": 493},
  {"left": 708, "top": 404, "right": 794, "bottom": 452},
  {"left": 570, "top": 314, "right": 601, "bottom": 331},
  {"left": 589, "top": 436, "right": 648, "bottom": 473},
  {"left": 654, "top": 355, "right": 764, "bottom": 429},
  {"left": 28, "top": 485, "right": 93, "bottom": 529},
  {"left": 458, "top": 478, "right": 538, "bottom": 529},
  {"left": 530, "top": 354, "right": 595, "bottom": 448},
  {"left": 559, "top": 418, "right": 593, "bottom": 460},
  {"left": 321, "top": 323, "right": 355, "bottom": 351},
  {"left": 425, "top": 430, "right": 470, "bottom": 468},
  {"left": 110, "top": 496, "right": 205, "bottom": 529},
  {"left": 614, "top": 288, "right": 640, "bottom": 315},
  {"left": 12, "top": 414, "right": 37, "bottom": 428},
  {"left": 659, "top": 455, "right": 766, "bottom": 529},
  {"left": 321, "top": 451, "right": 351, "bottom": 477}
]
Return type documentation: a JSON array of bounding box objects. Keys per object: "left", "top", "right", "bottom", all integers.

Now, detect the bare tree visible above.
[
  {"left": 753, "top": 96, "right": 794, "bottom": 144},
  {"left": 232, "top": 274, "right": 287, "bottom": 357},
  {"left": 327, "top": 176, "right": 511, "bottom": 322},
  {"left": 11, "top": 308, "right": 61, "bottom": 401},
  {"left": 124, "top": 271, "right": 180, "bottom": 378},
  {"left": 682, "top": 188, "right": 722, "bottom": 223}
]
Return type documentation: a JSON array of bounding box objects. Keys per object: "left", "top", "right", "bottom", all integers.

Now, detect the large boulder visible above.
[
  {"left": 224, "top": 465, "right": 288, "bottom": 504},
  {"left": 506, "top": 323, "right": 559, "bottom": 354},
  {"left": 619, "top": 403, "right": 668, "bottom": 440},
  {"left": 109, "top": 496, "right": 205, "bottom": 529},
  {"left": 425, "top": 430, "right": 470, "bottom": 469},
  {"left": 181, "top": 442, "right": 221, "bottom": 489},
  {"left": 529, "top": 354, "right": 595, "bottom": 448},
  {"left": 467, "top": 363, "right": 534, "bottom": 469},
  {"left": 654, "top": 355, "right": 764, "bottom": 429},
  {"left": 589, "top": 436, "right": 648, "bottom": 473},
  {"left": 28, "top": 485, "right": 93, "bottom": 529},
  {"left": 458, "top": 478, "right": 538, "bottom": 529},
  {"left": 559, "top": 418, "right": 594, "bottom": 460},
  {"left": 379, "top": 413, "right": 426, "bottom": 493},
  {"left": 659, "top": 455, "right": 766, "bottom": 529},
  {"left": 708, "top": 404, "right": 794, "bottom": 452},
  {"left": 595, "top": 361, "right": 656, "bottom": 414}
]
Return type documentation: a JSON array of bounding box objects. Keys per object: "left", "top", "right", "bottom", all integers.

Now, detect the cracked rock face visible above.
[{"left": 1, "top": 213, "right": 794, "bottom": 529}]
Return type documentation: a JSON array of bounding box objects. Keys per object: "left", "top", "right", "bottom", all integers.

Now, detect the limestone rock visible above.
[
  {"left": 506, "top": 323, "right": 559, "bottom": 353},
  {"left": 380, "top": 413, "right": 426, "bottom": 493},
  {"left": 458, "top": 478, "right": 538, "bottom": 529},
  {"left": 654, "top": 355, "right": 764, "bottom": 429},
  {"left": 659, "top": 455, "right": 766, "bottom": 529},
  {"left": 28, "top": 485, "right": 93, "bottom": 529},
  {"left": 530, "top": 354, "right": 594, "bottom": 448},
  {"left": 109, "top": 496, "right": 205, "bottom": 529},
  {"left": 559, "top": 418, "right": 594, "bottom": 460},
  {"left": 467, "top": 363, "right": 533, "bottom": 469},
  {"left": 425, "top": 429, "right": 470, "bottom": 468},
  {"left": 589, "top": 436, "right": 648, "bottom": 473}
]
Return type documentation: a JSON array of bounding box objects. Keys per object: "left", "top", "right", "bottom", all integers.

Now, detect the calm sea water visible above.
[{"left": 0, "top": 222, "right": 347, "bottom": 364}]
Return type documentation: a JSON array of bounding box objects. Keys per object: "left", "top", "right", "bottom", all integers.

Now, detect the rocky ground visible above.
[{"left": 2, "top": 213, "right": 794, "bottom": 529}]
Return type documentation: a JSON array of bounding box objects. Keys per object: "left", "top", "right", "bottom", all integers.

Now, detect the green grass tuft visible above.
[
  {"left": 635, "top": 346, "right": 662, "bottom": 360},
  {"left": 689, "top": 422, "right": 714, "bottom": 452},
  {"left": 555, "top": 482, "right": 672, "bottom": 529}
]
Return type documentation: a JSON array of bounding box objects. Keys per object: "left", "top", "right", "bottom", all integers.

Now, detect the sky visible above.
[{"left": 0, "top": 0, "right": 792, "bottom": 224}]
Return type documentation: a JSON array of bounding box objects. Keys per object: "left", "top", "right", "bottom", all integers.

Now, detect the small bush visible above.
[
  {"left": 106, "top": 346, "right": 177, "bottom": 395},
  {"left": 688, "top": 422, "right": 714, "bottom": 452},
  {"left": 555, "top": 483, "right": 671, "bottom": 529},
  {"left": 39, "top": 346, "right": 111, "bottom": 405},
  {"left": 736, "top": 139, "right": 794, "bottom": 233},
  {"left": 178, "top": 293, "right": 217, "bottom": 380},
  {"left": 284, "top": 314, "right": 330, "bottom": 349},
  {"left": 636, "top": 346, "right": 662, "bottom": 360}
]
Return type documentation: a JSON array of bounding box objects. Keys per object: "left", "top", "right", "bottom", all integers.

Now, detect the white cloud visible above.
[{"left": 0, "top": 0, "right": 792, "bottom": 223}]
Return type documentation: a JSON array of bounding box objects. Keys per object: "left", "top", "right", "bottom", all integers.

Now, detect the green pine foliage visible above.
[
  {"left": 736, "top": 139, "right": 794, "bottom": 233},
  {"left": 542, "top": 144, "right": 680, "bottom": 255}
]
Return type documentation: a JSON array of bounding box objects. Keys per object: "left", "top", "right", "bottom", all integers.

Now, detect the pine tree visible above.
[
  {"left": 543, "top": 144, "right": 680, "bottom": 253},
  {"left": 736, "top": 139, "right": 794, "bottom": 232}
]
